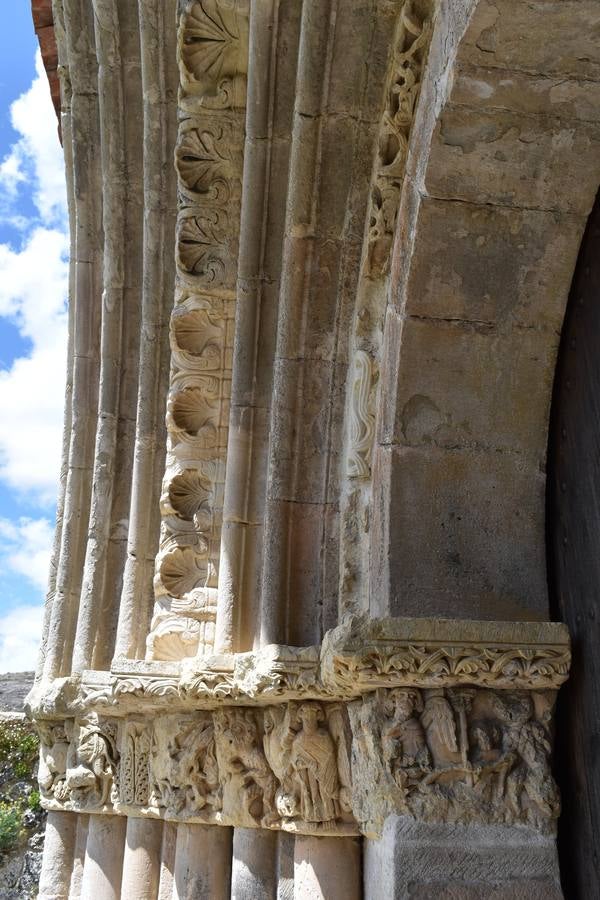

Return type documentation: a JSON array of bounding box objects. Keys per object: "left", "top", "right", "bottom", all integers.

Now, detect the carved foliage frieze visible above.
[{"left": 148, "top": 0, "right": 248, "bottom": 662}]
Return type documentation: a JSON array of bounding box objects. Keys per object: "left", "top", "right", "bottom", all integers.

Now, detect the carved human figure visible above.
[
  {"left": 382, "top": 688, "right": 430, "bottom": 783},
  {"left": 214, "top": 709, "right": 277, "bottom": 826},
  {"left": 286, "top": 702, "right": 340, "bottom": 824},
  {"left": 469, "top": 720, "right": 502, "bottom": 767},
  {"left": 263, "top": 705, "right": 297, "bottom": 819},
  {"left": 420, "top": 689, "right": 461, "bottom": 769}
]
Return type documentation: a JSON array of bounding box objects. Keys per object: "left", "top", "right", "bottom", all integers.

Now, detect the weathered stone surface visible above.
[
  {"left": 364, "top": 818, "right": 562, "bottom": 900},
  {"left": 30, "top": 0, "right": 600, "bottom": 894},
  {"left": 375, "top": 445, "right": 549, "bottom": 621},
  {"left": 426, "top": 105, "right": 600, "bottom": 215},
  {"left": 402, "top": 197, "right": 584, "bottom": 331}
]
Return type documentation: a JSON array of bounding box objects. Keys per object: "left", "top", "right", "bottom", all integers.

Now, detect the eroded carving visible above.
[
  {"left": 347, "top": 350, "right": 375, "bottom": 478},
  {"left": 214, "top": 708, "right": 278, "bottom": 827},
  {"left": 350, "top": 686, "right": 560, "bottom": 837},
  {"left": 38, "top": 720, "right": 71, "bottom": 803},
  {"left": 65, "top": 716, "right": 119, "bottom": 809},
  {"left": 151, "top": 713, "right": 220, "bottom": 817},
  {"left": 120, "top": 721, "right": 151, "bottom": 806},
  {"left": 367, "top": 0, "right": 432, "bottom": 276}
]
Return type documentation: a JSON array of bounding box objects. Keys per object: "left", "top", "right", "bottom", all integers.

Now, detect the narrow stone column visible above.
[
  {"left": 69, "top": 814, "right": 90, "bottom": 899},
  {"left": 120, "top": 817, "right": 164, "bottom": 900},
  {"left": 294, "top": 836, "right": 361, "bottom": 900},
  {"left": 157, "top": 821, "right": 177, "bottom": 900},
  {"left": 172, "top": 823, "right": 232, "bottom": 900},
  {"left": 38, "top": 811, "right": 77, "bottom": 900},
  {"left": 231, "top": 827, "right": 278, "bottom": 899},
  {"left": 79, "top": 815, "right": 127, "bottom": 900}
]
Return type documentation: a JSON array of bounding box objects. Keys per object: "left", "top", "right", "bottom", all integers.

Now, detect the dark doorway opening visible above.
[{"left": 547, "top": 189, "right": 600, "bottom": 899}]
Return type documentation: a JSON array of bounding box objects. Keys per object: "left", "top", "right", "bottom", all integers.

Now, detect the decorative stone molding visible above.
[
  {"left": 340, "top": 0, "right": 434, "bottom": 615},
  {"left": 147, "top": 0, "right": 249, "bottom": 662},
  {"left": 366, "top": 0, "right": 432, "bottom": 278},
  {"left": 31, "top": 617, "right": 569, "bottom": 838}
]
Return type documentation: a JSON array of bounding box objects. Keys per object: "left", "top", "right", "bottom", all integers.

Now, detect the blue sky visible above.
[{"left": 0, "top": 10, "right": 68, "bottom": 670}]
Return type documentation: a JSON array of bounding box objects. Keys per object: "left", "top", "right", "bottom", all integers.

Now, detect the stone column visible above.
[
  {"left": 231, "top": 828, "right": 279, "bottom": 899},
  {"left": 79, "top": 815, "right": 127, "bottom": 900},
  {"left": 120, "top": 817, "right": 164, "bottom": 900},
  {"left": 172, "top": 823, "right": 233, "bottom": 900},
  {"left": 293, "top": 836, "right": 362, "bottom": 900},
  {"left": 157, "top": 821, "right": 177, "bottom": 900},
  {"left": 69, "top": 814, "right": 90, "bottom": 900},
  {"left": 38, "top": 811, "right": 77, "bottom": 900}
]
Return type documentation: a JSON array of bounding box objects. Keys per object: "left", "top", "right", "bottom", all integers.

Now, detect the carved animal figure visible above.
[
  {"left": 66, "top": 720, "right": 118, "bottom": 806},
  {"left": 215, "top": 709, "right": 277, "bottom": 825},
  {"left": 151, "top": 716, "right": 220, "bottom": 815},
  {"left": 38, "top": 722, "right": 70, "bottom": 800}
]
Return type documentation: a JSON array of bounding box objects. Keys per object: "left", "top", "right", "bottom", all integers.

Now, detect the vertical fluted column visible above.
[
  {"left": 115, "top": 0, "right": 178, "bottom": 660},
  {"left": 157, "top": 821, "right": 178, "bottom": 900},
  {"left": 215, "top": 0, "right": 301, "bottom": 655},
  {"left": 120, "top": 817, "right": 164, "bottom": 900},
  {"left": 79, "top": 815, "right": 127, "bottom": 900},
  {"left": 231, "top": 828, "right": 279, "bottom": 899},
  {"left": 71, "top": 0, "right": 126, "bottom": 673},
  {"left": 44, "top": 0, "right": 103, "bottom": 679},
  {"left": 38, "top": 811, "right": 77, "bottom": 900},
  {"left": 35, "top": 0, "right": 75, "bottom": 682}
]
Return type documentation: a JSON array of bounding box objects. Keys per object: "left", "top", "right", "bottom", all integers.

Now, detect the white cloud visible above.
[
  {"left": 0, "top": 228, "right": 68, "bottom": 503},
  {"left": 0, "top": 52, "right": 69, "bottom": 506},
  {"left": 0, "top": 51, "right": 66, "bottom": 224},
  {"left": 0, "top": 50, "right": 69, "bottom": 672},
  {"left": 0, "top": 604, "right": 43, "bottom": 672},
  {"left": 0, "top": 516, "right": 54, "bottom": 591}
]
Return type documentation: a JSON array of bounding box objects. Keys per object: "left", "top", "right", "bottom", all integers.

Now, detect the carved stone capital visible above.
[{"left": 31, "top": 616, "right": 569, "bottom": 838}]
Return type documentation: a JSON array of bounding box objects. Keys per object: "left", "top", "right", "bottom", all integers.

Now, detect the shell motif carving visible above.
[{"left": 147, "top": 0, "right": 246, "bottom": 661}]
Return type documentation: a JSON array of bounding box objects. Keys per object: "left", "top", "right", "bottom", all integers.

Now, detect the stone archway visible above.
[{"left": 370, "top": 0, "right": 600, "bottom": 627}]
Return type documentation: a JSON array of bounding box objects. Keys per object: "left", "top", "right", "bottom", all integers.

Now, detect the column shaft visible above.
[
  {"left": 293, "top": 835, "right": 361, "bottom": 900},
  {"left": 38, "top": 811, "right": 77, "bottom": 900},
  {"left": 172, "top": 823, "right": 232, "bottom": 900},
  {"left": 79, "top": 814, "right": 127, "bottom": 900}
]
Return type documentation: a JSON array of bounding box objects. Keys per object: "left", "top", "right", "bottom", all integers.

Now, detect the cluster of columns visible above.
[{"left": 39, "top": 812, "right": 363, "bottom": 899}]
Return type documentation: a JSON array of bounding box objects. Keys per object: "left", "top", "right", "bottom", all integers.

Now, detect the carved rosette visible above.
[
  {"left": 147, "top": 0, "right": 249, "bottom": 662},
  {"left": 33, "top": 617, "right": 570, "bottom": 838}
]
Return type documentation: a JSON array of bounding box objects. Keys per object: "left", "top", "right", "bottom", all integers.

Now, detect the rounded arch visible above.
[
  {"left": 370, "top": 0, "right": 600, "bottom": 623},
  {"left": 547, "top": 189, "right": 600, "bottom": 898}
]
